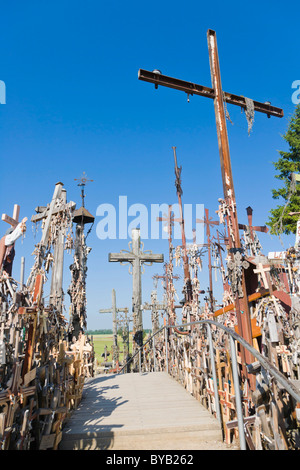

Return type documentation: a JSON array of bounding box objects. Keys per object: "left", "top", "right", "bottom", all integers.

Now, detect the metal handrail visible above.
[
  {"left": 118, "top": 325, "right": 165, "bottom": 374},
  {"left": 117, "top": 319, "right": 300, "bottom": 449}
]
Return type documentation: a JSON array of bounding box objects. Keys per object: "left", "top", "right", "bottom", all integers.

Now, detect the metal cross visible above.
[{"left": 74, "top": 172, "right": 93, "bottom": 208}]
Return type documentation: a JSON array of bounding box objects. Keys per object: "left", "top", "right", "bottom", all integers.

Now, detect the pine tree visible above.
[{"left": 267, "top": 104, "right": 300, "bottom": 235}]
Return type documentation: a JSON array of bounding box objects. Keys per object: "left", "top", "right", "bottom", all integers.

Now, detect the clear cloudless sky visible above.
[{"left": 0, "top": 0, "right": 299, "bottom": 330}]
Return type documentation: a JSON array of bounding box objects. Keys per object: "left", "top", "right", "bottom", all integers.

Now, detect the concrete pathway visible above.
[{"left": 60, "top": 372, "right": 235, "bottom": 450}]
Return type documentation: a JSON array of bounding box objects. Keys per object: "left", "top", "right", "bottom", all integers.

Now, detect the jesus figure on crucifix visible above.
[{"left": 0, "top": 217, "right": 27, "bottom": 276}]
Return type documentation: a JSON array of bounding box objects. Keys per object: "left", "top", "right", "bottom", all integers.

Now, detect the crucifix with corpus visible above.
[
  {"left": 138, "top": 29, "right": 284, "bottom": 378},
  {"left": 172, "top": 147, "right": 193, "bottom": 309},
  {"left": 109, "top": 228, "right": 164, "bottom": 370}
]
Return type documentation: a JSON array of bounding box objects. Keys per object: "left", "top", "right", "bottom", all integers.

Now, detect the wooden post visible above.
[{"left": 50, "top": 188, "right": 67, "bottom": 312}]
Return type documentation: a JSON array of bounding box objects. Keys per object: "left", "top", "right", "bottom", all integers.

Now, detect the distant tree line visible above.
[
  {"left": 86, "top": 329, "right": 113, "bottom": 335},
  {"left": 86, "top": 329, "right": 152, "bottom": 336}
]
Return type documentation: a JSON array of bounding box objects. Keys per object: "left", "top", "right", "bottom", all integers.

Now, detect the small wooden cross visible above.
[
  {"left": 156, "top": 205, "right": 175, "bottom": 237},
  {"left": 226, "top": 415, "right": 256, "bottom": 450},
  {"left": 2, "top": 204, "right": 20, "bottom": 228},
  {"left": 253, "top": 262, "right": 271, "bottom": 290}
]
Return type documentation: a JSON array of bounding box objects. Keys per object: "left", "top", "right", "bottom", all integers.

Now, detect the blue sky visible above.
[{"left": 1, "top": 1, "right": 299, "bottom": 330}]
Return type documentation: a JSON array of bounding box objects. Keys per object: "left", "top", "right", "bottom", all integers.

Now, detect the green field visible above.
[{"left": 91, "top": 334, "right": 133, "bottom": 365}]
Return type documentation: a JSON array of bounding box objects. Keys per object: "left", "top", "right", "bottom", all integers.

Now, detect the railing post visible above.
[
  {"left": 165, "top": 327, "right": 169, "bottom": 374},
  {"left": 206, "top": 323, "right": 222, "bottom": 424},
  {"left": 139, "top": 348, "right": 142, "bottom": 374},
  {"left": 229, "top": 335, "right": 247, "bottom": 450},
  {"left": 153, "top": 335, "right": 156, "bottom": 372}
]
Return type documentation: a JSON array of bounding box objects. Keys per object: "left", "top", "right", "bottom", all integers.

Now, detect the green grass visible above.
[{"left": 91, "top": 334, "right": 133, "bottom": 365}]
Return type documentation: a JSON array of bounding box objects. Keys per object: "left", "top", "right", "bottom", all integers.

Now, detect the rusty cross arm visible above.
[
  {"left": 238, "top": 206, "right": 269, "bottom": 239},
  {"left": 138, "top": 69, "right": 284, "bottom": 119}
]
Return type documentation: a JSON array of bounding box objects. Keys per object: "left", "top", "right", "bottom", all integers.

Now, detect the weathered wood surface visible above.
[{"left": 60, "top": 372, "right": 234, "bottom": 450}]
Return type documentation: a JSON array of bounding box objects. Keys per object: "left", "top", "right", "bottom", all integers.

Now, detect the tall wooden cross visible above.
[
  {"left": 153, "top": 270, "right": 180, "bottom": 324},
  {"left": 68, "top": 176, "right": 94, "bottom": 339},
  {"left": 29, "top": 182, "right": 76, "bottom": 311},
  {"left": 157, "top": 204, "right": 174, "bottom": 261},
  {"left": 117, "top": 308, "right": 132, "bottom": 372},
  {"left": 138, "top": 29, "right": 284, "bottom": 373},
  {"left": 196, "top": 208, "right": 219, "bottom": 311},
  {"left": 109, "top": 228, "right": 164, "bottom": 369},
  {"left": 142, "top": 290, "right": 166, "bottom": 335},
  {"left": 172, "top": 147, "right": 193, "bottom": 305},
  {"left": 99, "top": 288, "right": 128, "bottom": 367},
  {"left": 211, "top": 228, "right": 231, "bottom": 294},
  {"left": 156, "top": 205, "right": 180, "bottom": 324}
]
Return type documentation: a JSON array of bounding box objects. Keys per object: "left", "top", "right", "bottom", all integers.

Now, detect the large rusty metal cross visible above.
[{"left": 138, "top": 29, "right": 284, "bottom": 377}]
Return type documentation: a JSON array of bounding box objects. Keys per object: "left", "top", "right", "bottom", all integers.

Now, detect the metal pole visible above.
[
  {"left": 165, "top": 327, "right": 169, "bottom": 374},
  {"left": 111, "top": 289, "right": 118, "bottom": 367},
  {"left": 207, "top": 323, "right": 221, "bottom": 424},
  {"left": 229, "top": 335, "right": 247, "bottom": 450},
  {"left": 153, "top": 334, "right": 156, "bottom": 372},
  {"left": 139, "top": 348, "right": 142, "bottom": 374}
]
